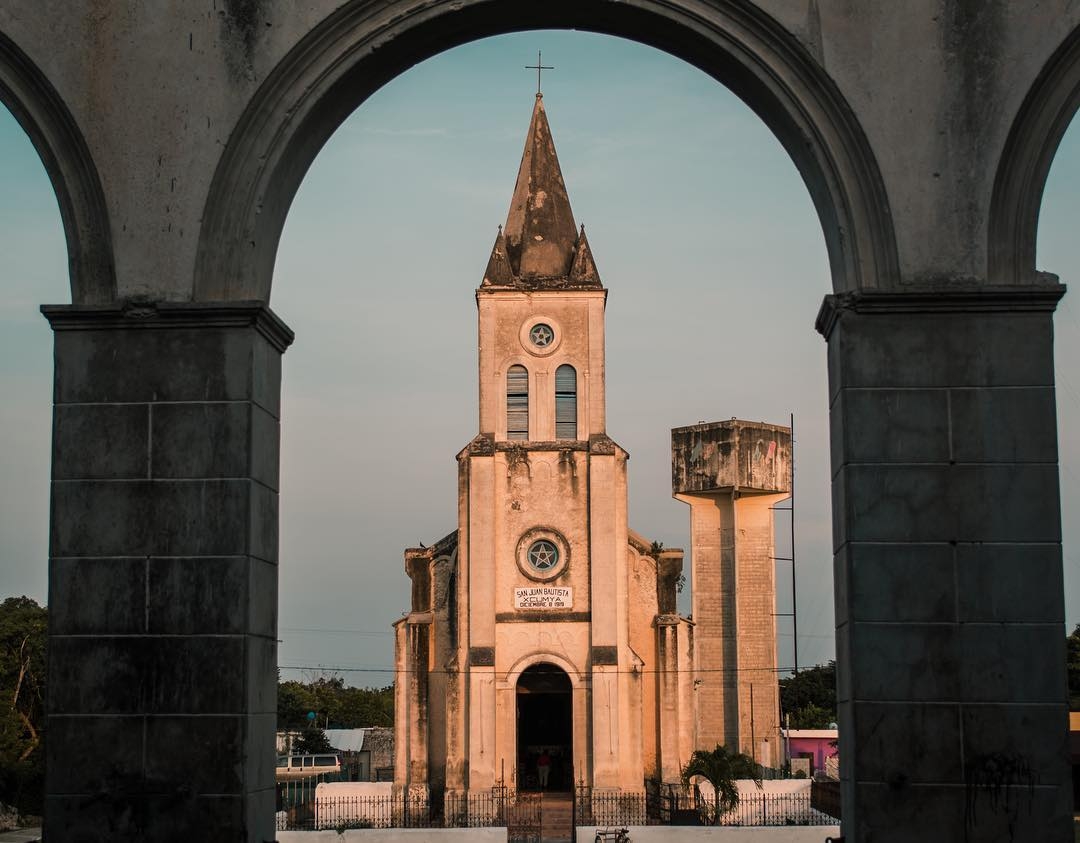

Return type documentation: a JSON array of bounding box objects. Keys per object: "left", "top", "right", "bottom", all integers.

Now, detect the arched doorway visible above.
[{"left": 516, "top": 663, "right": 573, "bottom": 793}]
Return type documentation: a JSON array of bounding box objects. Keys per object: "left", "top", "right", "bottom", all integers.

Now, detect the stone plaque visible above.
[{"left": 514, "top": 586, "right": 573, "bottom": 609}]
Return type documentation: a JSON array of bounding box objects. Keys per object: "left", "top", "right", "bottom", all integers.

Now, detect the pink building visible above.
[{"left": 783, "top": 729, "right": 838, "bottom": 776}]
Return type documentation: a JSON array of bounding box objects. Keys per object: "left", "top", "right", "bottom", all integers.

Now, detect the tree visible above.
[
  {"left": 681, "top": 745, "right": 758, "bottom": 825},
  {"left": 0, "top": 597, "right": 47, "bottom": 816},
  {"left": 1068, "top": 623, "right": 1080, "bottom": 711},
  {"left": 277, "top": 680, "right": 318, "bottom": 730},
  {"left": 277, "top": 677, "right": 393, "bottom": 730},
  {"left": 787, "top": 701, "right": 833, "bottom": 730},
  {"left": 779, "top": 662, "right": 836, "bottom": 728},
  {"left": 294, "top": 726, "right": 332, "bottom": 755}
]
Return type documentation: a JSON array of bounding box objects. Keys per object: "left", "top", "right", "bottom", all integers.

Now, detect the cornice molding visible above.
[
  {"left": 815, "top": 284, "right": 1067, "bottom": 339},
  {"left": 41, "top": 300, "right": 295, "bottom": 353}
]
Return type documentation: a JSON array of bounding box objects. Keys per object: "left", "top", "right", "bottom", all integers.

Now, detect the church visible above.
[{"left": 392, "top": 93, "right": 788, "bottom": 805}]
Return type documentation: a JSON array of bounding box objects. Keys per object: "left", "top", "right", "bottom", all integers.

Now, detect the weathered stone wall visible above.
[
  {"left": 7, "top": 1, "right": 1078, "bottom": 305},
  {"left": 364, "top": 727, "right": 395, "bottom": 777},
  {"left": 1, "top": 1, "right": 1076, "bottom": 840},
  {"left": 43, "top": 302, "right": 290, "bottom": 842},
  {"left": 672, "top": 421, "right": 791, "bottom": 496},
  {"left": 820, "top": 290, "right": 1071, "bottom": 840}
]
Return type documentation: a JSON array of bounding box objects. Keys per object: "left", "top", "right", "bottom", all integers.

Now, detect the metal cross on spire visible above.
[{"left": 525, "top": 50, "right": 554, "bottom": 95}]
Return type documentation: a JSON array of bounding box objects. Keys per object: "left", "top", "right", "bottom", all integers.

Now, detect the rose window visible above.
[
  {"left": 529, "top": 323, "right": 555, "bottom": 348},
  {"left": 526, "top": 539, "right": 559, "bottom": 572}
]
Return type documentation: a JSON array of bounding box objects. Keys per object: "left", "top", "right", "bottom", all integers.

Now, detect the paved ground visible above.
[{"left": 0, "top": 830, "right": 41, "bottom": 842}]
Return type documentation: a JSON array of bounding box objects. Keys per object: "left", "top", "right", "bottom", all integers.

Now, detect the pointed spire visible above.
[
  {"left": 481, "top": 225, "right": 516, "bottom": 288},
  {"left": 504, "top": 94, "right": 580, "bottom": 281},
  {"left": 568, "top": 224, "right": 602, "bottom": 288}
]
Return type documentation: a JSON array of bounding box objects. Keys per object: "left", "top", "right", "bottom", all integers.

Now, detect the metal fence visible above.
[
  {"left": 644, "top": 779, "right": 696, "bottom": 824},
  {"left": 278, "top": 782, "right": 839, "bottom": 831},
  {"left": 574, "top": 786, "right": 649, "bottom": 827},
  {"left": 276, "top": 788, "right": 538, "bottom": 832},
  {"left": 569, "top": 781, "right": 837, "bottom": 828}
]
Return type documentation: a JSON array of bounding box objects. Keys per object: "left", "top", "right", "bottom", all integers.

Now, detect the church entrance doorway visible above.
[{"left": 516, "top": 663, "right": 573, "bottom": 793}]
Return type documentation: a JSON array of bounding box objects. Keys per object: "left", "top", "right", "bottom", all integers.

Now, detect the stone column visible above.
[
  {"left": 588, "top": 437, "right": 621, "bottom": 789},
  {"left": 392, "top": 618, "right": 410, "bottom": 794},
  {"left": 466, "top": 668, "right": 496, "bottom": 790},
  {"left": 42, "top": 302, "right": 292, "bottom": 843},
  {"left": 731, "top": 493, "right": 784, "bottom": 760},
  {"left": 589, "top": 666, "right": 620, "bottom": 789},
  {"left": 818, "top": 288, "right": 1072, "bottom": 842},
  {"left": 655, "top": 617, "right": 683, "bottom": 783},
  {"left": 404, "top": 614, "right": 431, "bottom": 796},
  {"left": 680, "top": 496, "right": 737, "bottom": 750}
]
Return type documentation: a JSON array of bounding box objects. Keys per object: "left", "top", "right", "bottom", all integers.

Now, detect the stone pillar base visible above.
[
  {"left": 42, "top": 302, "right": 292, "bottom": 843},
  {"left": 819, "top": 287, "right": 1072, "bottom": 842}
]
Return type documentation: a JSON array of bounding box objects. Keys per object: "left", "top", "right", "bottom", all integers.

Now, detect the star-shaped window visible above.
[
  {"left": 527, "top": 539, "right": 559, "bottom": 571},
  {"left": 529, "top": 324, "right": 555, "bottom": 348}
]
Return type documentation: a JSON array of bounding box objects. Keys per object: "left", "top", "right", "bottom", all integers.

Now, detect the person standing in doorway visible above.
[{"left": 537, "top": 750, "right": 551, "bottom": 790}]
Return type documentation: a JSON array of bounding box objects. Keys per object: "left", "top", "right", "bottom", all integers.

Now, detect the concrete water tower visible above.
[{"left": 672, "top": 419, "right": 792, "bottom": 766}]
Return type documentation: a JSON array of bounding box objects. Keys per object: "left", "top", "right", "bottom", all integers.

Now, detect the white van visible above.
[{"left": 275, "top": 753, "right": 341, "bottom": 779}]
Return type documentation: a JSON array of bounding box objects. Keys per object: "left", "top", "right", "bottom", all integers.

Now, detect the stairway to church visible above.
[{"left": 540, "top": 792, "right": 574, "bottom": 842}]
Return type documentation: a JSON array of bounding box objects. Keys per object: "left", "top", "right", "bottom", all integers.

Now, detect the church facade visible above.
[{"left": 392, "top": 94, "right": 784, "bottom": 803}]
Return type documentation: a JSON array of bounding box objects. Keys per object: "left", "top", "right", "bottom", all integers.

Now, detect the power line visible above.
[
  {"left": 278, "top": 663, "right": 809, "bottom": 677},
  {"left": 281, "top": 626, "right": 393, "bottom": 636}
]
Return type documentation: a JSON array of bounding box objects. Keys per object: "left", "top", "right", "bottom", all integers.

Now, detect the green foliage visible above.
[
  {"left": 0, "top": 597, "right": 47, "bottom": 815},
  {"left": 277, "top": 676, "right": 394, "bottom": 730},
  {"left": 294, "top": 726, "right": 333, "bottom": 754},
  {"left": 681, "top": 744, "right": 758, "bottom": 825},
  {"left": 1068, "top": 624, "right": 1080, "bottom": 711},
  {"left": 779, "top": 662, "right": 836, "bottom": 728},
  {"left": 787, "top": 702, "right": 833, "bottom": 730}
]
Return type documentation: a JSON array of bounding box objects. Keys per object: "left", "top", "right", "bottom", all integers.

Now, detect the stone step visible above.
[{"left": 540, "top": 794, "right": 574, "bottom": 842}]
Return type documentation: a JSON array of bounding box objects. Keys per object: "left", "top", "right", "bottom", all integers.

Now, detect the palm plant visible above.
[{"left": 681, "top": 745, "right": 758, "bottom": 825}]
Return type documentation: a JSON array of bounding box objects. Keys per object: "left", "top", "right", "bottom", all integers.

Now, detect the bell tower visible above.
[{"left": 476, "top": 93, "right": 608, "bottom": 444}]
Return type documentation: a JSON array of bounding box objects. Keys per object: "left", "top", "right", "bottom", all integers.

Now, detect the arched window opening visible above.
[
  {"left": 555, "top": 364, "right": 577, "bottom": 440},
  {"left": 507, "top": 365, "right": 529, "bottom": 440}
]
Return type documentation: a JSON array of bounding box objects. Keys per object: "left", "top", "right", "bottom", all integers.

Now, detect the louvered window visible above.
[
  {"left": 507, "top": 365, "right": 529, "bottom": 440},
  {"left": 555, "top": 364, "right": 577, "bottom": 440}
]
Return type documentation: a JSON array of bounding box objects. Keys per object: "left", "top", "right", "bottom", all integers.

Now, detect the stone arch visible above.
[
  {"left": 502, "top": 651, "right": 584, "bottom": 691},
  {"left": 0, "top": 31, "right": 114, "bottom": 304},
  {"left": 989, "top": 23, "right": 1080, "bottom": 285},
  {"left": 194, "top": 0, "right": 899, "bottom": 302}
]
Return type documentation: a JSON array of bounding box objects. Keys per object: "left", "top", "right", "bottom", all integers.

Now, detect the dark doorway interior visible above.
[{"left": 516, "top": 663, "right": 573, "bottom": 792}]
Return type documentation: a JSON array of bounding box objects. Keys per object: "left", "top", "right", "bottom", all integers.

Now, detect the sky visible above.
[{"left": 1, "top": 30, "right": 1078, "bottom": 688}]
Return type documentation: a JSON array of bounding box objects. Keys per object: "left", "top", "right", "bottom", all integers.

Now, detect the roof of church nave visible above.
[{"left": 481, "top": 94, "right": 603, "bottom": 291}]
